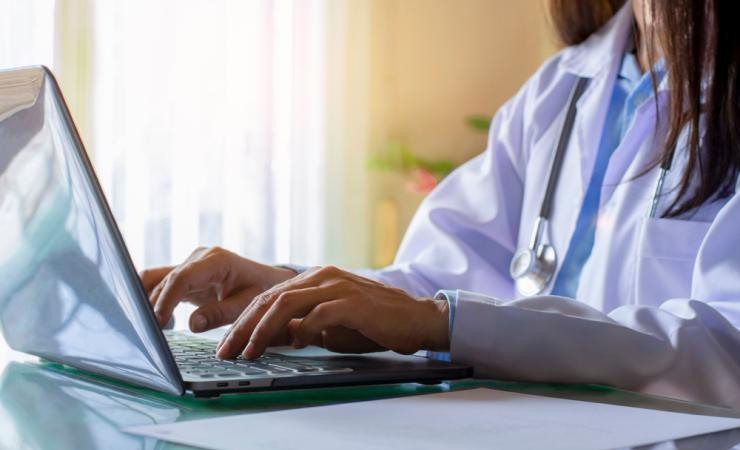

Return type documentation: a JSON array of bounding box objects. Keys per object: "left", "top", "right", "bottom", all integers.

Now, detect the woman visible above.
[{"left": 142, "top": 0, "right": 740, "bottom": 408}]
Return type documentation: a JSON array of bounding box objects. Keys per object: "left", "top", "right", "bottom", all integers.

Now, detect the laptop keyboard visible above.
[{"left": 164, "top": 330, "right": 351, "bottom": 379}]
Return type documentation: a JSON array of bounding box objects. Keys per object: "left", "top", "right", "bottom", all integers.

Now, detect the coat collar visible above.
[{"left": 558, "top": 3, "right": 634, "bottom": 79}]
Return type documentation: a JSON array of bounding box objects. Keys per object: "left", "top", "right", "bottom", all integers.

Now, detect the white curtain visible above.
[
  {"left": 0, "top": 0, "right": 344, "bottom": 333},
  {"left": 0, "top": 0, "right": 57, "bottom": 366},
  {"left": 0, "top": 0, "right": 55, "bottom": 68},
  {"left": 89, "top": 0, "right": 328, "bottom": 270}
]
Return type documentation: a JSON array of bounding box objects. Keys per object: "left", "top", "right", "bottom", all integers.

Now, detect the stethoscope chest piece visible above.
[{"left": 510, "top": 243, "right": 557, "bottom": 297}]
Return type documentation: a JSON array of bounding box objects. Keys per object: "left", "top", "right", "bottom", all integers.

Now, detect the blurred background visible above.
[
  {"left": 1, "top": 0, "right": 557, "bottom": 269},
  {"left": 0, "top": 0, "right": 556, "bottom": 340}
]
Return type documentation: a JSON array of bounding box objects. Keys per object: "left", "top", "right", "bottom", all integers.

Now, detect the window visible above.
[
  {"left": 1, "top": 0, "right": 333, "bottom": 333},
  {"left": 0, "top": 0, "right": 56, "bottom": 366},
  {"left": 89, "top": 0, "right": 327, "bottom": 270}
]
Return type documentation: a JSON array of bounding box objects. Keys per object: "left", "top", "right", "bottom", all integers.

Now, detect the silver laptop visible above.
[{"left": 0, "top": 66, "right": 471, "bottom": 397}]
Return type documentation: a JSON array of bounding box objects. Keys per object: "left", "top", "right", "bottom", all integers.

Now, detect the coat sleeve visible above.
[{"left": 448, "top": 194, "right": 740, "bottom": 409}]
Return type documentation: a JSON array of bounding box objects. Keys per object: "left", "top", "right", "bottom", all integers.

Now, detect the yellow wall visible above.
[{"left": 363, "top": 0, "right": 558, "bottom": 266}]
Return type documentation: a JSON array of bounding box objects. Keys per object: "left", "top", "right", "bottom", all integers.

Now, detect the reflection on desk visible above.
[
  {"left": 0, "top": 362, "right": 182, "bottom": 449},
  {"left": 1, "top": 361, "right": 739, "bottom": 450}
]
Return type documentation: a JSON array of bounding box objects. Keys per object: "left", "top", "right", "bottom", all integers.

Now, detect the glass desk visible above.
[{"left": 1, "top": 353, "right": 739, "bottom": 450}]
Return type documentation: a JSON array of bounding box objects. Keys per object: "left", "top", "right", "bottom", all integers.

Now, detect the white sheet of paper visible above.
[{"left": 125, "top": 388, "right": 740, "bottom": 450}]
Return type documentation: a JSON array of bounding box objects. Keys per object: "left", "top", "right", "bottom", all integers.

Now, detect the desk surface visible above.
[{"left": 1, "top": 351, "right": 739, "bottom": 450}]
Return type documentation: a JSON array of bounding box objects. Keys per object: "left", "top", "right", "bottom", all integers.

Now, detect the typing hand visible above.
[
  {"left": 215, "top": 266, "right": 450, "bottom": 360},
  {"left": 140, "top": 247, "right": 296, "bottom": 333}
]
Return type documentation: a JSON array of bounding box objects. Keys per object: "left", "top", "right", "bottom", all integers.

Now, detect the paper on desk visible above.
[{"left": 125, "top": 388, "right": 740, "bottom": 450}]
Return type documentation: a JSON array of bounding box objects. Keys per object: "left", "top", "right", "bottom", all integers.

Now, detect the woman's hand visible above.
[
  {"left": 216, "top": 266, "right": 450, "bottom": 360},
  {"left": 140, "top": 247, "right": 297, "bottom": 333}
]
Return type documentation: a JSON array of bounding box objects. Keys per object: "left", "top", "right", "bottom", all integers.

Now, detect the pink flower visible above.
[{"left": 406, "top": 168, "right": 438, "bottom": 195}]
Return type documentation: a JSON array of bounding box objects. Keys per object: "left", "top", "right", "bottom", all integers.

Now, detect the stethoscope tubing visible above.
[{"left": 538, "top": 77, "right": 591, "bottom": 220}]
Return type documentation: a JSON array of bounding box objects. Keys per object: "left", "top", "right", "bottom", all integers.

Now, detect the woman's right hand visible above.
[{"left": 140, "top": 246, "right": 297, "bottom": 333}]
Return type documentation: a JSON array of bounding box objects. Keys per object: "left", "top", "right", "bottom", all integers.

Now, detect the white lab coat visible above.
[{"left": 362, "top": 4, "right": 740, "bottom": 409}]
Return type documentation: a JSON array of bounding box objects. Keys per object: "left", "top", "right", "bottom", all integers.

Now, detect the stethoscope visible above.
[{"left": 509, "top": 76, "right": 674, "bottom": 297}]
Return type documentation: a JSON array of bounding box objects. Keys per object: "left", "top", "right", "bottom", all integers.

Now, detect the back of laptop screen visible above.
[{"left": 0, "top": 67, "right": 181, "bottom": 395}]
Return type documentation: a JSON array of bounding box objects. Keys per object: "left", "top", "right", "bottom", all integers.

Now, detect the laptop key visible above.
[
  {"left": 271, "top": 361, "right": 314, "bottom": 371},
  {"left": 249, "top": 363, "right": 292, "bottom": 373},
  {"left": 216, "top": 372, "right": 241, "bottom": 377},
  {"left": 233, "top": 366, "right": 271, "bottom": 374},
  {"left": 239, "top": 369, "right": 267, "bottom": 376}
]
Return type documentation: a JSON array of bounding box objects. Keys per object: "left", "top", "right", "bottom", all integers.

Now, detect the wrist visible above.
[
  {"left": 419, "top": 298, "right": 450, "bottom": 352},
  {"left": 270, "top": 266, "right": 298, "bottom": 286},
  {"left": 249, "top": 263, "right": 298, "bottom": 291}
]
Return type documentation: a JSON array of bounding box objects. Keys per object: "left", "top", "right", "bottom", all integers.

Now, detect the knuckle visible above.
[
  {"left": 318, "top": 265, "right": 340, "bottom": 277},
  {"left": 209, "top": 245, "right": 228, "bottom": 256},
  {"left": 205, "top": 247, "right": 236, "bottom": 268},
  {"left": 168, "top": 267, "right": 188, "bottom": 285},
  {"left": 312, "top": 303, "right": 331, "bottom": 320},
  {"left": 273, "top": 293, "right": 291, "bottom": 309},
  {"left": 165, "top": 268, "right": 192, "bottom": 294},
  {"left": 189, "top": 246, "right": 206, "bottom": 259},
  {"left": 253, "top": 294, "right": 272, "bottom": 309}
]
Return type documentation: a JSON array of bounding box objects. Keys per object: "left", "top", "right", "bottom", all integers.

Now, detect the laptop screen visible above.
[{"left": 0, "top": 67, "right": 181, "bottom": 395}]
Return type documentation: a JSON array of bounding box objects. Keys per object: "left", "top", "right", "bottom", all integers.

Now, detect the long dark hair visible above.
[{"left": 549, "top": 0, "right": 740, "bottom": 217}]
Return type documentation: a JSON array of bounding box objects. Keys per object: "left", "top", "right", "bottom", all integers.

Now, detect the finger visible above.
[
  {"left": 246, "top": 286, "right": 344, "bottom": 359},
  {"left": 188, "top": 288, "right": 260, "bottom": 333},
  {"left": 293, "top": 299, "right": 359, "bottom": 348},
  {"left": 287, "top": 319, "right": 322, "bottom": 347},
  {"left": 215, "top": 271, "right": 327, "bottom": 356},
  {"left": 148, "top": 274, "right": 168, "bottom": 307},
  {"left": 266, "top": 318, "right": 301, "bottom": 348},
  {"left": 217, "top": 285, "right": 338, "bottom": 359},
  {"left": 217, "top": 285, "right": 334, "bottom": 359},
  {"left": 153, "top": 252, "right": 234, "bottom": 326},
  {"left": 148, "top": 246, "right": 213, "bottom": 306},
  {"left": 140, "top": 267, "right": 173, "bottom": 294},
  {"left": 214, "top": 266, "right": 351, "bottom": 357},
  {"left": 318, "top": 326, "right": 384, "bottom": 353},
  {"left": 150, "top": 278, "right": 214, "bottom": 309}
]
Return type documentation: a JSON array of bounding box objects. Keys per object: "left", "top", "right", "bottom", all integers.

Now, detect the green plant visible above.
[
  {"left": 368, "top": 142, "right": 455, "bottom": 179},
  {"left": 368, "top": 114, "right": 492, "bottom": 194},
  {"left": 465, "top": 115, "right": 492, "bottom": 133}
]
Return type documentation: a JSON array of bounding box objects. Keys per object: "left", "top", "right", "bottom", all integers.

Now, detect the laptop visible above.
[{"left": 0, "top": 66, "right": 472, "bottom": 397}]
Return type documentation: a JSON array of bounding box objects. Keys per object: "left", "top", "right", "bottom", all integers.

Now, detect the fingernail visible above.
[
  {"left": 216, "top": 339, "right": 227, "bottom": 356},
  {"left": 217, "top": 334, "right": 228, "bottom": 351},
  {"left": 191, "top": 314, "right": 207, "bottom": 332},
  {"left": 245, "top": 341, "right": 256, "bottom": 359}
]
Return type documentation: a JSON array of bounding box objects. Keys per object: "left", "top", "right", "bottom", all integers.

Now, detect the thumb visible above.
[{"left": 188, "top": 290, "right": 255, "bottom": 333}]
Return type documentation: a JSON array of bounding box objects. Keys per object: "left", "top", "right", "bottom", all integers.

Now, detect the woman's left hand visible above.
[{"left": 216, "top": 266, "right": 450, "bottom": 360}]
